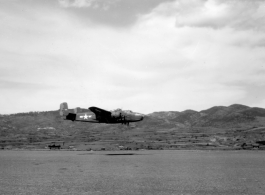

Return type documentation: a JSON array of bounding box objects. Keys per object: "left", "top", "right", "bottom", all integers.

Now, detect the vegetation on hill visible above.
[{"left": 1, "top": 104, "right": 265, "bottom": 150}]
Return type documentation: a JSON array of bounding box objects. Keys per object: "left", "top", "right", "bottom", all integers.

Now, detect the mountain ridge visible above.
[{"left": 1, "top": 104, "right": 265, "bottom": 150}]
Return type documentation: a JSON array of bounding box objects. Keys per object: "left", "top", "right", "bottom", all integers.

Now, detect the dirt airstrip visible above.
[{"left": 1, "top": 150, "right": 265, "bottom": 195}]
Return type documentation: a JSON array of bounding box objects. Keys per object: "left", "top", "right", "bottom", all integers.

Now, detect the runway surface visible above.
[{"left": 0, "top": 150, "right": 265, "bottom": 195}]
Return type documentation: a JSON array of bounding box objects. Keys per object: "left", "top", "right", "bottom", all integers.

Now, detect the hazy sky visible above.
[{"left": 1, "top": 0, "right": 265, "bottom": 114}]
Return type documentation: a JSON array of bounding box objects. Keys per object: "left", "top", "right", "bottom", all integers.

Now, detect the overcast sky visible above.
[{"left": 1, "top": 0, "right": 265, "bottom": 114}]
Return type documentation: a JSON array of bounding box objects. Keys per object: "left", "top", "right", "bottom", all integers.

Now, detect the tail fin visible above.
[
  {"left": 59, "top": 102, "right": 76, "bottom": 121},
  {"left": 74, "top": 107, "right": 81, "bottom": 114},
  {"left": 60, "top": 102, "right": 69, "bottom": 116}
]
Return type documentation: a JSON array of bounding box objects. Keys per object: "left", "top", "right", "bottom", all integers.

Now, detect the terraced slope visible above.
[{"left": 1, "top": 104, "right": 265, "bottom": 150}]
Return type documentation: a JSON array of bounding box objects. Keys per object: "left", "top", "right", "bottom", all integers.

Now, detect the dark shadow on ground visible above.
[
  {"left": 78, "top": 153, "right": 151, "bottom": 155},
  {"left": 106, "top": 153, "right": 135, "bottom": 155}
]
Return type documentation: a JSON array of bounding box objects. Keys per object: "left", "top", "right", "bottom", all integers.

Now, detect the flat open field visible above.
[{"left": 0, "top": 150, "right": 265, "bottom": 195}]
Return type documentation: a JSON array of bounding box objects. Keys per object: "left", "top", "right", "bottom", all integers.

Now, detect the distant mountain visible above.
[{"left": 146, "top": 104, "right": 265, "bottom": 128}]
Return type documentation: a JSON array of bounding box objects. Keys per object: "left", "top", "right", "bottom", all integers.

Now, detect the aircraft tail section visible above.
[
  {"left": 60, "top": 102, "right": 69, "bottom": 116},
  {"left": 74, "top": 107, "right": 81, "bottom": 114},
  {"left": 59, "top": 102, "right": 76, "bottom": 121}
]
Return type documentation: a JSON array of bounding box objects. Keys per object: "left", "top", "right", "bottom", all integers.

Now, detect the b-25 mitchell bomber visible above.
[{"left": 59, "top": 102, "right": 144, "bottom": 125}]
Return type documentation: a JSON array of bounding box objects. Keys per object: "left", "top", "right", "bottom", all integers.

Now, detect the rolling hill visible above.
[{"left": 1, "top": 104, "right": 265, "bottom": 150}]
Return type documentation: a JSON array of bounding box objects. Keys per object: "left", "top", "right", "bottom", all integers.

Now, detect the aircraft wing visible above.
[{"left": 89, "top": 107, "right": 112, "bottom": 121}]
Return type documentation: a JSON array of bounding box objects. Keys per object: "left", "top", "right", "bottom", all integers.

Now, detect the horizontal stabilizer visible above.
[
  {"left": 65, "top": 113, "right": 76, "bottom": 121},
  {"left": 59, "top": 102, "right": 76, "bottom": 121}
]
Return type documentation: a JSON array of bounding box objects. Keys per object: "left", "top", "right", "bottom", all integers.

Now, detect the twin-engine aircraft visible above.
[{"left": 59, "top": 102, "right": 144, "bottom": 125}]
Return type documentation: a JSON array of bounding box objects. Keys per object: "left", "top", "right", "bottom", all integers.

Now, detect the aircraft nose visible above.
[{"left": 134, "top": 113, "right": 145, "bottom": 120}]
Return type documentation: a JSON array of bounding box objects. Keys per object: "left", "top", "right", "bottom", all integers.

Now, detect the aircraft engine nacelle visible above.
[{"left": 111, "top": 111, "right": 121, "bottom": 118}]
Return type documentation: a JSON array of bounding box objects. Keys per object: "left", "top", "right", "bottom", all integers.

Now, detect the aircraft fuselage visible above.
[{"left": 60, "top": 103, "right": 144, "bottom": 125}]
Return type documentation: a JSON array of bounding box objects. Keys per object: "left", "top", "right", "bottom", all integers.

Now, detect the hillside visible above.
[{"left": 1, "top": 104, "right": 265, "bottom": 150}]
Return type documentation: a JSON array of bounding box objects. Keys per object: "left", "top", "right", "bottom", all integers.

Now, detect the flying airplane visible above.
[{"left": 59, "top": 102, "right": 144, "bottom": 125}]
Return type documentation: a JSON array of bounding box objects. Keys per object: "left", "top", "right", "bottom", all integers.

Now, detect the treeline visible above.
[{"left": 7, "top": 110, "right": 58, "bottom": 117}]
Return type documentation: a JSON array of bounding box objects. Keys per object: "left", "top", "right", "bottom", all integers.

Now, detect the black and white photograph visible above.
[{"left": 1, "top": 0, "right": 265, "bottom": 194}]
